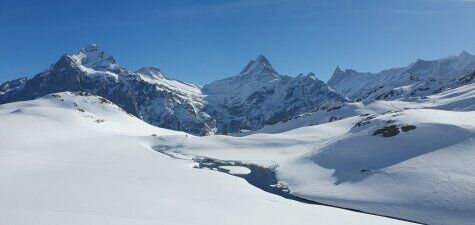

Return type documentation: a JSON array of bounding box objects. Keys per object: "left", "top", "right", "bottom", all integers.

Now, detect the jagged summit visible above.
[
  {"left": 296, "top": 72, "right": 316, "bottom": 78},
  {"left": 239, "top": 55, "right": 278, "bottom": 77},
  {"left": 135, "top": 67, "right": 165, "bottom": 79}
]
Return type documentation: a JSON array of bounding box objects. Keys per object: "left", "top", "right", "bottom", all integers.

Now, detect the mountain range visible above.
[
  {"left": 0, "top": 44, "right": 347, "bottom": 135},
  {"left": 1, "top": 44, "right": 474, "bottom": 135},
  {"left": 328, "top": 51, "right": 475, "bottom": 101}
]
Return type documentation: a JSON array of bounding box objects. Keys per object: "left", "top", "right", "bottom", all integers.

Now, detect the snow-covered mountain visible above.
[
  {"left": 0, "top": 44, "right": 216, "bottom": 135},
  {"left": 204, "top": 55, "right": 348, "bottom": 133},
  {"left": 328, "top": 51, "right": 475, "bottom": 101},
  {"left": 0, "top": 45, "right": 347, "bottom": 135}
]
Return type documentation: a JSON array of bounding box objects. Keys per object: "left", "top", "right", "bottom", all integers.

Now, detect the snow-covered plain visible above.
[
  {"left": 153, "top": 83, "right": 475, "bottom": 225},
  {"left": 0, "top": 92, "right": 411, "bottom": 225}
]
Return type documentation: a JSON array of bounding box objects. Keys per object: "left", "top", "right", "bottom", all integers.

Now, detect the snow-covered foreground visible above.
[
  {"left": 0, "top": 92, "right": 411, "bottom": 225},
  {"left": 154, "top": 84, "right": 475, "bottom": 225}
]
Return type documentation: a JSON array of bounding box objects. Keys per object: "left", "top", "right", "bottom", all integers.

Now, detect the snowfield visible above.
[
  {"left": 1, "top": 83, "right": 474, "bottom": 225},
  {"left": 0, "top": 92, "right": 412, "bottom": 225},
  {"left": 152, "top": 83, "right": 475, "bottom": 225}
]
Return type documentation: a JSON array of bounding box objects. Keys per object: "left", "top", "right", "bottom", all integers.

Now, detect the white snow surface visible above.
[
  {"left": 0, "top": 92, "right": 410, "bottom": 225},
  {"left": 218, "top": 166, "right": 252, "bottom": 175},
  {"left": 153, "top": 84, "right": 475, "bottom": 225}
]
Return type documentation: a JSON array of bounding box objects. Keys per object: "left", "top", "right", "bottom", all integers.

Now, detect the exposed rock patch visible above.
[
  {"left": 373, "top": 125, "right": 400, "bottom": 137},
  {"left": 373, "top": 124, "right": 417, "bottom": 137}
]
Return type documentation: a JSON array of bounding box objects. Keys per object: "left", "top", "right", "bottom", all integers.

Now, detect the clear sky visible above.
[{"left": 1, "top": 0, "right": 475, "bottom": 84}]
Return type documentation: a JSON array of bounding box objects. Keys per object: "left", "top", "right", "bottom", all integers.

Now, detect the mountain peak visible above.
[
  {"left": 255, "top": 55, "right": 271, "bottom": 65},
  {"left": 81, "top": 43, "right": 100, "bottom": 53},
  {"left": 334, "top": 66, "right": 344, "bottom": 74},
  {"left": 71, "top": 44, "right": 124, "bottom": 73},
  {"left": 459, "top": 50, "right": 472, "bottom": 58},
  {"left": 307, "top": 72, "right": 316, "bottom": 77},
  {"left": 135, "top": 67, "right": 164, "bottom": 79},
  {"left": 327, "top": 66, "right": 349, "bottom": 87},
  {"left": 239, "top": 55, "right": 278, "bottom": 77}
]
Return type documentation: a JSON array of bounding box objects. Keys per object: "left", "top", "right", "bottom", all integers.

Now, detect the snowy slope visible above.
[
  {"left": 0, "top": 92, "right": 410, "bottom": 225},
  {"left": 328, "top": 51, "right": 475, "bottom": 101},
  {"left": 285, "top": 109, "right": 475, "bottom": 225},
  {"left": 153, "top": 85, "right": 475, "bottom": 225}
]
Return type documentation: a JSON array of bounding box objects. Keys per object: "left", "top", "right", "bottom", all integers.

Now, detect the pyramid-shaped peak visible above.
[
  {"left": 255, "top": 55, "right": 271, "bottom": 65},
  {"left": 459, "top": 50, "right": 472, "bottom": 57},
  {"left": 328, "top": 66, "right": 350, "bottom": 86},
  {"left": 239, "top": 55, "right": 277, "bottom": 76}
]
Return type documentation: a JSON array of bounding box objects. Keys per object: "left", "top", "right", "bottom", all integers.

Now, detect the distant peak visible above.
[
  {"left": 295, "top": 72, "right": 317, "bottom": 80},
  {"left": 327, "top": 66, "right": 349, "bottom": 86},
  {"left": 81, "top": 44, "right": 100, "bottom": 53},
  {"left": 135, "top": 67, "right": 164, "bottom": 79},
  {"left": 334, "top": 65, "right": 344, "bottom": 73},
  {"left": 459, "top": 50, "right": 472, "bottom": 57},
  {"left": 140, "top": 66, "right": 161, "bottom": 73},
  {"left": 255, "top": 55, "right": 271, "bottom": 65},
  {"left": 239, "top": 55, "right": 278, "bottom": 77}
]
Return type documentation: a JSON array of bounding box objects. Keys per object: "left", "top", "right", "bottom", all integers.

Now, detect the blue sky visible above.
[{"left": 1, "top": 0, "right": 475, "bottom": 84}]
